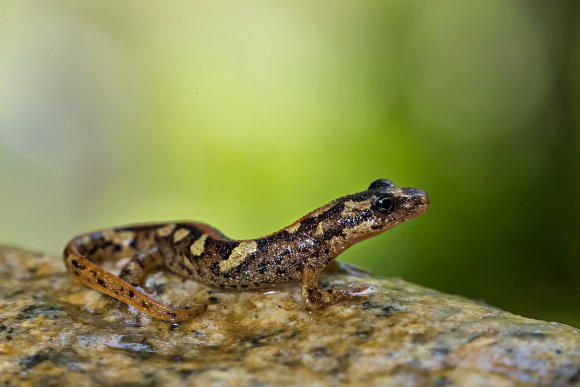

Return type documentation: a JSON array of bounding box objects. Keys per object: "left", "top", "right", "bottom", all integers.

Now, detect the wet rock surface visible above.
[{"left": 0, "top": 244, "right": 579, "bottom": 386}]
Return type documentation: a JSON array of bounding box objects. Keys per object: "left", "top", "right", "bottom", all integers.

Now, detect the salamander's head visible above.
[
  {"left": 365, "top": 178, "right": 429, "bottom": 231},
  {"left": 331, "top": 178, "right": 429, "bottom": 244}
]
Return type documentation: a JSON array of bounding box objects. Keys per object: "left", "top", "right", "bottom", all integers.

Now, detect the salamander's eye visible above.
[
  {"left": 369, "top": 179, "right": 395, "bottom": 190},
  {"left": 372, "top": 195, "right": 395, "bottom": 214}
]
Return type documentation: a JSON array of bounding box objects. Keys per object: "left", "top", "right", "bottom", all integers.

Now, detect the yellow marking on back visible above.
[
  {"left": 189, "top": 234, "right": 208, "bottom": 256},
  {"left": 173, "top": 228, "right": 190, "bottom": 243},
  {"left": 341, "top": 199, "right": 371, "bottom": 218},
  {"left": 219, "top": 241, "right": 257, "bottom": 272},
  {"left": 315, "top": 222, "right": 325, "bottom": 237},
  {"left": 286, "top": 223, "right": 301, "bottom": 234},
  {"left": 182, "top": 255, "right": 197, "bottom": 276},
  {"left": 102, "top": 230, "right": 135, "bottom": 246},
  {"left": 157, "top": 224, "right": 176, "bottom": 237}
]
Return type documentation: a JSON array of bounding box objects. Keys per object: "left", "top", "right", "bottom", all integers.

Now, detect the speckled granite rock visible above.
[{"left": 0, "top": 245, "right": 579, "bottom": 386}]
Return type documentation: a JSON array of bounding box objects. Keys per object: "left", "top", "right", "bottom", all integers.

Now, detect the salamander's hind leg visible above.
[
  {"left": 118, "top": 248, "right": 163, "bottom": 287},
  {"left": 300, "top": 266, "right": 372, "bottom": 310},
  {"left": 64, "top": 237, "right": 206, "bottom": 323}
]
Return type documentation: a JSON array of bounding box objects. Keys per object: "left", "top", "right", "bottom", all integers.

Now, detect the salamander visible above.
[{"left": 64, "top": 179, "right": 429, "bottom": 322}]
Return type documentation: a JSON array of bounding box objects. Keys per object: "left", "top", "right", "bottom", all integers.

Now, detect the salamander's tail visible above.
[{"left": 63, "top": 228, "right": 206, "bottom": 323}]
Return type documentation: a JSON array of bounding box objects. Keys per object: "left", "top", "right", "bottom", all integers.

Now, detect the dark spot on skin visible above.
[
  {"left": 274, "top": 249, "right": 290, "bottom": 265},
  {"left": 90, "top": 270, "right": 97, "bottom": 276},
  {"left": 113, "top": 244, "right": 122, "bottom": 252},
  {"left": 208, "top": 296, "right": 218, "bottom": 304},
  {"left": 141, "top": 301, "right": 148, "bottom": 308},
  {"left": 128, "top": 290, "right": 135, "bottom": 298},
  {"left": 179, "top": 263, "right": 193, "bottom": 276},
  {"left": 257, "top": 263, "right": 268, "bottom": 274},
  {"left": 97, "top": 279, "right": 107, "bottom": 288},
  {"left": 209, "top": 261, "right": 220, "bottom": 275},
  {"left": 322, "top": 227, "right": 344, "bottom": 241},
  {"left": 213, "top": 241, "right": 238, "bottom": 261},
  {"left": 71, "top": 259, "right": 80, "bottom": 269},
  {"left": 102, "top": 241, "right": 115, "bottom": 251},
  {"left": 73, "top": 270, "right": 80, "bottom": 276},
  {"left": 83, "top": 245, "right": 99, "bottom": 256},
  {"left": 166, "top": 311, "right": 178, "bottom": 319},
  {"left": 232, "top": 259, "right": 252, "bottom": 275}
]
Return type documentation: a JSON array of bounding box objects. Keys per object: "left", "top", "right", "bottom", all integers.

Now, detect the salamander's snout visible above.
[{"left": 402, "top": 188, "right": 429, "bottom": 206}]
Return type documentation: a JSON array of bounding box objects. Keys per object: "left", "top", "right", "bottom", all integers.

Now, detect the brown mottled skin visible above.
[{"left": 64, "top": 179, "right": 429, "bottom": 322}]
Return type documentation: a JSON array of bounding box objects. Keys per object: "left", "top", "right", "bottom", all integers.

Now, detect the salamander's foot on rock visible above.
[{"left": 302, "top": 284, "right": 373, "bottom": 310}]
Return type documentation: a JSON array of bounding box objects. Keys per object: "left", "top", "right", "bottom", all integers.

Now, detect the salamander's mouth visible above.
[
  {"left": 401, "top": 187, "right": 429, "bottom": 204},
  {"left": 400, "top": 187, "right": 429, "bottom": 218}
]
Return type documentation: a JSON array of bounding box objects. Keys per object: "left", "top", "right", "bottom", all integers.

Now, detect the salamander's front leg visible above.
[{"left": 300, "top": 265, "right": 371, "bottom": 310}]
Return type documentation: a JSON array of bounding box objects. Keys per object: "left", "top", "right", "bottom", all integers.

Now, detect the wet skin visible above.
[{"left": 64, "top": 179, "right": 429, "bottom": 322}]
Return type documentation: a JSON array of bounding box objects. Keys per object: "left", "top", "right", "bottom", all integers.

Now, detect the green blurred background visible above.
[{"left": 0, "top": 1, "right": 578, "bottom": 327}]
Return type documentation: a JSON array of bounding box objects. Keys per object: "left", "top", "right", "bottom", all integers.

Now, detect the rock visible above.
[{"left": 0, "top": 244, "right": 579, "bottom": 386}]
